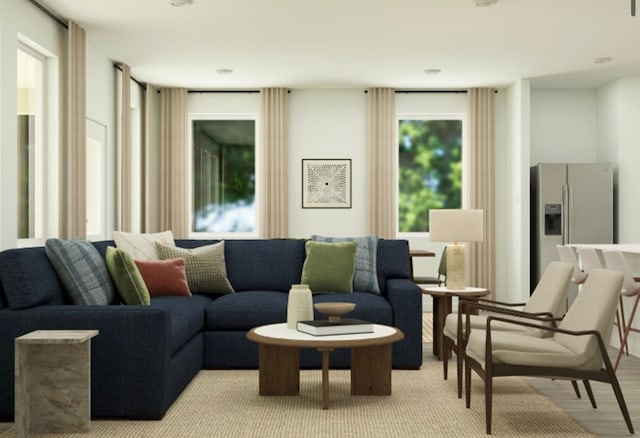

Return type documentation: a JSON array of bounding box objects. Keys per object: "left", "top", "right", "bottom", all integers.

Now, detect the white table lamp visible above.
[{"left": 429, "top": 209, "right": 484, "bottom": 289}]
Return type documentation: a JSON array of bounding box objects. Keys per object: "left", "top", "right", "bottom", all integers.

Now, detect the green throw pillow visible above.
[
  {"left": 301, "top": 240, "right": 357, "bottom": 293},
  {"left": 311, "top": 235, "right": 380, "bottom": 293},
  {"left": 105, "top": 246, "right": 150, "bottom": 305},
  {"left": 155, "top": 241, "right": 235, "bottom": 294}
]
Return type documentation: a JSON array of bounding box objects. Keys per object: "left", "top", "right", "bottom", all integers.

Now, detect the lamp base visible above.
[{"left": 446, "top": 244, "right": 465, "bottom": 290}]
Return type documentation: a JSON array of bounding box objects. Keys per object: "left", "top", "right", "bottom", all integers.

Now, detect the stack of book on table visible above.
[{"left": 296, "top": 319, "right": 374, "bottom": 336}]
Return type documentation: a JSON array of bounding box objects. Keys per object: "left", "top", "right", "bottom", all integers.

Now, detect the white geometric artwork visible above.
[{"left": 302, "top": 159, "right": 352, "bottom": 208}]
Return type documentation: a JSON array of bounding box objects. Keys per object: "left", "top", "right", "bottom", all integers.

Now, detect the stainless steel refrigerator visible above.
[{"left": 530, "top": 163, "right": 614, "bottom": 294}]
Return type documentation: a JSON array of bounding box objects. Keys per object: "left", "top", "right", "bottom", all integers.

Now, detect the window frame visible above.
[
  {"left": 395, "top": 113, "right": 469, "bottom": 237},
  {"left": 188, "top": 113, "right": 260, "bottom": 239},
  {"left": 16, "top": 39, "right": 58, "bottom": 247}
]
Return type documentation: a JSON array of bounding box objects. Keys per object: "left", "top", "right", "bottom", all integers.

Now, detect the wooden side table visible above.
[
  {"left": 15, "top": 330, "right": 99, "bottom": 437},
  {"left": 421, "top": 286, "right": 489, "bottom": 360}
]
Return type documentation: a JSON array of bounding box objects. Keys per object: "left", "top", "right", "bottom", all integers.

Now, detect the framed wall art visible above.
[{"left": 302, "top": 159, "right": 352, "bottom": 208}]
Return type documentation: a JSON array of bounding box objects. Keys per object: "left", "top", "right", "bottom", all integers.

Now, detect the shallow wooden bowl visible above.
[{"left": 314, "top": 302, "right": 356, "bottom": 322}]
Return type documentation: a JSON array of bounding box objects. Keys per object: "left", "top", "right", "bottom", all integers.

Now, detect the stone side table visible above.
[{"left": 15, "top": 330, "right": 99, "bottom": 438}]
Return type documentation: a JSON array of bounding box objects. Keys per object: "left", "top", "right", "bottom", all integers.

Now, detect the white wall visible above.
[
  {"left": 288, "top": 90, "right": 368, "bottom": 238},
  {"left": 504, "top": 80, "right": 531, "bottom": 303},
  {"left": 0, "top": 0, "right": 66, "bottom": 249},
  {"left": 86, "top": 39, "right": 116, "bottom": 239},
  {"left": 597, "top": 76, "right": 640, "bottom": 356},
  {"left": 530, "top": 89, "right": 599, "bottom": 164}
]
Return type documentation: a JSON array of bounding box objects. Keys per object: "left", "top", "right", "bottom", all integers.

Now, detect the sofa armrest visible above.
[
  {"left": 0, "top": 305, "right": 171, "bottom": 418},
  {"left": 385, "top": 278, "right": 423, "bottom": 368}
]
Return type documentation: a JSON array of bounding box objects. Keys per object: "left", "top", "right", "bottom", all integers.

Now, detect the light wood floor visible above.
[{"left": 422, "top": 313, "right": 639, "bottom": 438}]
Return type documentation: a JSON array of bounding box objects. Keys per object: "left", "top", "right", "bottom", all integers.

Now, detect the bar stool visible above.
[
  {"left": 602, "top": 250, "right": 640, "bottom": 370},
  {"left": 556, "top": 245, "right": 587, "bottom": 285}
]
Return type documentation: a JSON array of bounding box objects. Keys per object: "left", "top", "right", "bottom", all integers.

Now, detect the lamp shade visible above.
[{"left": 429, "top": 209, "right": 484, "bottom": 243}]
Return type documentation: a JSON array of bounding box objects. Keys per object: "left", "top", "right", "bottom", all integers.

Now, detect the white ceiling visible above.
[{"left": 37, "top": 0, "right": 640, "bottom": 90}]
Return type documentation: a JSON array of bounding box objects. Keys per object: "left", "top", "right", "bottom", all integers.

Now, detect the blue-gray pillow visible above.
[
  {"left": 45, "top": 238, "right": 115, "bottom": 305},
  {"left": 311, "top": 235, "right": 380, "bottom": 294}
]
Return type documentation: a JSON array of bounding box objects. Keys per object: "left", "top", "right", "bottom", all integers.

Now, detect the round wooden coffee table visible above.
[{"left": 246, "top": 323, "right": 404, "bottom": 409}]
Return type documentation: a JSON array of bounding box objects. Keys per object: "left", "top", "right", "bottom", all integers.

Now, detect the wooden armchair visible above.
[
  {"left": 463, "top": 269, "right": 633, "bottom": 435},
  {"left": 441, "top": 261, "right": 574, "bottom": 398}
]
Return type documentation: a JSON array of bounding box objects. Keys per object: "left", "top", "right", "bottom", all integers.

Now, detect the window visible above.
[
  {"left": 86, "top": 119, "right": 107, "bottom": 240},
  {"left": 17, "top": 45, "right": 45, "bottom": 240},
  {"left": 398, "top": 118, "right": 463, "bottom": 233},
  {"left": 192, "top": 119, "right": 256, "bottom": 234}
]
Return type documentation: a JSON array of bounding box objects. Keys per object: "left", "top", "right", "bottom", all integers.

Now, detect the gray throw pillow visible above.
[
  {"left": 45, "top": 238, "right": 115, "bottom": 305},
  {"left": 311, "top": 235, "right": 380, "bottom": 294}
]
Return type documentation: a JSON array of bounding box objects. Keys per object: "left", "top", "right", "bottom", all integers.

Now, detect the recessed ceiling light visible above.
[
  {"left": 170, "top": 0, "right": 194, "bottom": 6},
  {"left": 594, "top": 57, "right": 612, "bottom": 64},
  {"left": 474, "top": 0, "right": 497, "bottom": 6},
  {"left": 216, "top": 68, "right": 233, "bottom": 75},
  {"left": 424, "top": 69, "right": 441, "bottom": 75}
]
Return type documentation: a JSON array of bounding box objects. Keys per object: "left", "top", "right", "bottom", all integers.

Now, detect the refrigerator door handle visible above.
[{"left": 562, "top": 185, "right": 570, "bottom": 244}]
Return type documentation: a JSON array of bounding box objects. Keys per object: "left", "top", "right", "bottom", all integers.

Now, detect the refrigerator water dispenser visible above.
[{"left": 544, "top": 204, "right": 562, "bottom": 235}]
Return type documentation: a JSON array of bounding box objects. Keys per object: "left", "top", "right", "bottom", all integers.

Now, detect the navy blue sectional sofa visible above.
[{"left": 0, "top": 238, "right": 422, "bottom": 419}]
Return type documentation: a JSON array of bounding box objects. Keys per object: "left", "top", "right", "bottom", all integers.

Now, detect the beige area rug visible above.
[
  {"left": 423, "top": 311, "right": 433, "bottom": 343},
  {"left": 0, "top": 364, "right": 594, "bottom": 438}
]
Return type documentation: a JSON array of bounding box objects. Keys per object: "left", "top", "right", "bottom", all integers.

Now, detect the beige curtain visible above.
[
  {"left": 366, "top": 88, "right": 396, "bottom": 239},
  {"left": 119, "top": 64, "right": 132, "bottom": 231},
  {"left": 158, "top": 88, "right": 189, "bottom": 238},
  {"left": 62, "top": 21, "right": 86, "bottom": 239},
  {"left": 259, "top": 88, "right": 289, "bottom": 238},
  {"left": 143, "top": 84, "right": 159, "bottom": 233},
  {"left": 468, "top": 88, "right": 496, "bottom": 295}
]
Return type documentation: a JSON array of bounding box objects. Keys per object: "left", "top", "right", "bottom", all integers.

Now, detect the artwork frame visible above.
[{"left": 302, "top": 159, "right": 352, "bottom": 209}]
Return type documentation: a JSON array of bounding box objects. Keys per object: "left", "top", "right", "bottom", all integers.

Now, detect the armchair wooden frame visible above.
[
  {"left": 463, "top": 313, "right": 634, "bottom": 435},
  {"left": 444, "top": 297, "right": 566, "bottom": 399}
]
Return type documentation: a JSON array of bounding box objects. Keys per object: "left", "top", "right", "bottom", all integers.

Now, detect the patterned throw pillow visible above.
[
  {"left": 113, "top": 230, "right": 175, "bottom": 260},
  {"left": 134, "top": 258, "right": 191, "bottom": 297},
  {"left": 45, "top": 238, "right": 115, "bottom": 305},
  {"left": 105, "top": 246, "right": 150, "bottom": 305},
  {"left": 155, "top": 241, "right": 234, "bottom": 294},
  {"left": 311, "top": 235, "right": 380, "bottom": 293},
  {"left": 301, "top": 240, "right": 357, "bottom": 293}
]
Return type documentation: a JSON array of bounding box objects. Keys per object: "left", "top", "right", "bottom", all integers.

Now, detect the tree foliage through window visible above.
[{"left": 398, "top": 119, "right": 462, "bottom": 233}]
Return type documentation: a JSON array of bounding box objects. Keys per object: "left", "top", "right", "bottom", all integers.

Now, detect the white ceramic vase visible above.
[{"left": 287, "top": 284, "right": 313, "bottom": 329}]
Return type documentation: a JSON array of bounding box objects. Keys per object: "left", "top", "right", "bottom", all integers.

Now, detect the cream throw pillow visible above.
[{"left": 113, "top": 230, "right": 175, "bottom": 260}]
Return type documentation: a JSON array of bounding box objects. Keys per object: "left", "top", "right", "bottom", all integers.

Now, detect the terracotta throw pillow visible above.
[{"left": 134, "top": 258, "right": 191, "bottom": 297}]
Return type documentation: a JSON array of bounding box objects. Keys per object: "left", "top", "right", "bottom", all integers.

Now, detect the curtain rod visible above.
[
  {"left": 396, "top": 90, "right": 467, "bottom": 94},
  {"left": 26, "top": 0, "right": 68, "bottom": 28},
  {"left": 365, "top": 89, "right": 498, "bottom": 94},
  {"left": 188, "top": 90, "right": 260, "bottom": 93},
  {"left": 113, "top": 63, "right": 147, "bottom": 89}
]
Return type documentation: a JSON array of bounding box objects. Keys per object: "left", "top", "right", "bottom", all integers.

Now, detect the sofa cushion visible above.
[
  {"left": 0, "top": 247, "right": 67, "bottom": 309},
  {"left": 114, "top": 230, "right": 175, "bottom": 260},
  {"left": 376, "top": 240, "right": 411, "bottom": 294},
  {"left": 135, "top": 258, "right": 192, "bottom": 297},
  {"left": 312, "top": 235, "right": 380, "bottom": 294},
  {"left": 206, "top": 291, "right": 288, "bottom": 330},
  {"left": 45, "top": 238, "right": 115, "bottom": 305},
  {"left": 105, "top": 246, "right": 150, "bottom": 305},
  {"left": 301, "top": 240, "right": 357, "bottom": 293},
  {"left": 224, "top": 239, "right": 307, "bottom": 292},
  {"left": 150, "top": 294, "right": 212, "bottom": 354},
  {"left": 156, "top": 241, "right": 234, "bottom": 294}
]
